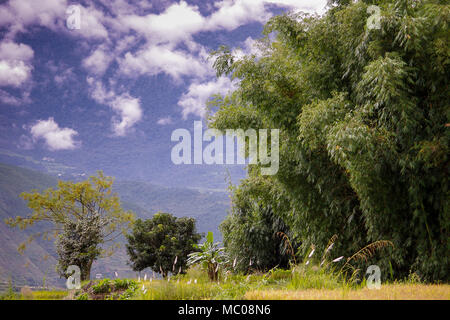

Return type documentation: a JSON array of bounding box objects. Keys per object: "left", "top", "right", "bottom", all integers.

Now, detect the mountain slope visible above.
[{"left": 0, "top": 163, "right": 230, "bottom": 287}]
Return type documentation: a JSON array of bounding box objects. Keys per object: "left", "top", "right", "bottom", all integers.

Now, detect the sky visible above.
[{"left": 0, "top": 0, "right": 327, "bottom": 189}]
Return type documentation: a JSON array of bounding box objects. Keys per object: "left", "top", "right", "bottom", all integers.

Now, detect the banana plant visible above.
[{"left": 187, "top": 231, "right": 227, "bottom": 281}]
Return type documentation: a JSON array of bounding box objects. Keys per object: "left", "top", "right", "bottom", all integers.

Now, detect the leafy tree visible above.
[
  {"left": 55, "top": 214, "right": 103, "bottom": 281},
  {"left": 209, "top": 0, "right": 449, "bottom": 281},
  {"left": 126, "top": 213, "right": 202, "bottom": 278},
  {"left": 220, "top": 176, "right": 298, "bottom": 273},
  {"left": 6, "top": 171, "right": 135, "bottom": 281},
  {"left": 187, "top": 231, "right": 227, "bottom": 281}
]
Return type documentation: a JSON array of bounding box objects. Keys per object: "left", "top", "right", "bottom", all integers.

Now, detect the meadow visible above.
[{"left": 2, "top": 265, "right": 448, "bottom": 300}]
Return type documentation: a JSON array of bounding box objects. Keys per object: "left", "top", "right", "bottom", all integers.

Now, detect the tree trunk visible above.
[
  {"left": 81, "top": 259, "right": 93, "bottom": 282},
  {"left": 208, "top": 263, "right": 218, "bottom": 281}
]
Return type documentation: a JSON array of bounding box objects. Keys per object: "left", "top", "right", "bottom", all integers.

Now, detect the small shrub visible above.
[
  {"left": 0, "top": 279, "right": 19, "bottom": 300},
  {"left": 76, "top": 292, "right": 89, "bottom": 300},
  {"left": 114, "top": 279, "right": 136, "bottom": 290},
  {"left": 81, "top": 278, "right": 138, "bottom": 300},
  {"left": 92, "top": 279, "right": 113, "bottom": 294}
]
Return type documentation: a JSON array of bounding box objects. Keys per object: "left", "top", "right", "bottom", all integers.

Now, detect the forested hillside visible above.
[{"left": 0, "top": 163, "right": 229, "bottom": 286}]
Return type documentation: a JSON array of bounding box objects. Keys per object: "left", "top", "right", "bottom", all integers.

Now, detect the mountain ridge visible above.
[{"left": 0, "top": 162, "right": 230, "bottom": 286}]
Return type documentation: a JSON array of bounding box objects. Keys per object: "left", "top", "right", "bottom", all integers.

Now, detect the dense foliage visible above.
[
  {"left": 210, "top": 0, "right": 449, "bottom": 281},
  {"left": 220, "top": 176, "right": 298, "bottom": 273},
  {"left": 55, "top": 214, "right": 103, "bottom": 281},
  {"left": 126, "top": 213, "right": 202, "bottom": 277}
]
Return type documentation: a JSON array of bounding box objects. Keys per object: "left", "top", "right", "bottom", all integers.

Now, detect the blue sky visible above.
[{"left": 0, "top": 0, "right": 327, "bottom": 188}]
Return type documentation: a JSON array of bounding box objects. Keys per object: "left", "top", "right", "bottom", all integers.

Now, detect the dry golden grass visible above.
[{"left": 244, "top": 284, "right": 450, "bottom": 300}]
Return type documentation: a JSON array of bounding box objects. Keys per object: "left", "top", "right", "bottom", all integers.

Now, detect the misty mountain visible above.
[{"left": 0, "top": 162, "right": 231, "bottom": 287}]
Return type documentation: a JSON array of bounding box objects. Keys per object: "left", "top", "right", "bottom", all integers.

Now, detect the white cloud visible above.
[
  {"left": 76, "top": 4, "right": 110, "bottom": 40},
  {"left": 157, "top": 116, "right": 173, "bottom": 125},
  {"left": 206, "top": 0, "right": 270, "bottom": 31},
  {"left": 0, "top": 40, "right": 34, "bottom": 61},
  {"left": 87, "top": 77, "right": 142, "bottom": 136},
  {"left": 0, "top": 60, "right": 32, "bottom": 87},
  {"left": 0, "top": 0, "right": 113, "bottom": 41},
  {"left": 0, "top": 0, "right": 68, "bottom": 38},
  {"left": 0, "top": 0, "right": 328, "bottom": 116},
  {"left": 30, "top": 117, "right": 79, "bottom": 151},
  {"left": 119, "top": 45, "right": 211, "bottom": 81},
  {"left": 116, "top": 0, "right": 326, "bottom": 83},
  {"left": 87, "top": 77, "right": 114, "bottom": 103},
  {"left": 205, "top": 0, "right": 326, "bottom": 31},
  {"left": 178, "top": 77, "right": 237, "bottom": 119},
  {"left": 264, "top": 0, "right": 327, "bottom": 14},
  {"left": 233, "top": 36, "right": 265, "bottom": 60},
  {"left": 82, "top": 45, "right": 113, "bottom": 75},
  {"left": 120, "top": 1, "right": 204, "bottom": 46},
  {"left": 0, "top": 40, "right": 34, "bottom": 88},
  {"left": 110, "top": 94, "right": 142, "bottom": 136}
]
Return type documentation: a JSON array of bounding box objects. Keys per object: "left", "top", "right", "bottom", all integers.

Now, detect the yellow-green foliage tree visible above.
[{"left": 6, "top": 171, "right": 135, "bottom": 281}]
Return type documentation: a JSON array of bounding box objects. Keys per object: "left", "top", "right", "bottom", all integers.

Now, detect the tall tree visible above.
[
  {"left": 209, "top": 0, "right": 449, "bottom": 281},
  {"left": 6, "top": 171, "right": 135, "bottom": 281},
  {"left": 126, "top": 213, "right": 202, "bottom": 278},
  {"left": 55, "top": 214, "right": 103, "bottom": 281},
  {"left": 220, "top": 175, "right": 297, "bottom": 273}
]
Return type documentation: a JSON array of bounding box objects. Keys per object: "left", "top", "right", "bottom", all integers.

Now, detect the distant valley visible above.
[{"left": 0, "top": 162, "right": 231, "bottom": 287}]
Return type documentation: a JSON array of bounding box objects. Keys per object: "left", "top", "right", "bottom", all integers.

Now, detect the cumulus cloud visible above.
[
  {"left": 264, "top": 0, "right": 327, "bottom": 13},
  {"left": 0, "top": 40, "right": 34, "bottom": 88},
  {"left": 120, "top": 1, "right": 204, "bottom": 46},
  {"left": 206, "top": 0, "right": 270, "bottom": 31},
  {"left": 206, "top": 0, "right": 326, "bottom": 31},
  {"left": 110, "top": 94, "right": 142, "bottom": 136},
  {"left": 30, "top": 117, "right": 79, "bottom": 151},
  {"left": 157, "top": 116, "right": 173, "bottom": 125},
  {"left": 76, "top": 4, "right": 110, "bottom": 39},
  {"left": 82, "top": 45, "right": 113, "bottom": 75},
  {"left": 116, "top": 0, "right": 326, "bottom": 83},
  {"left": 178, "top": 77, "right": 237, "bottom": 119},
  {"left": 0, "top": 60, "right": 32, "bottom": 87},
  {"left": 0, "top": 0, "right": 112, "bottom": 39},
  {"left": 0, "top": 40, "right": 34, "bottom": 61},
  {"left": 119, "top": 45, "right": 211, "bottom": 81},
  {"left": 87, "top": 77, "right": 142, "bottom": 136},
  {"left": 0, "top": 0, "right": 328, "bottom": 120},
  {"left": 0, "top": 0, "right": 68, "bottom": 38}
]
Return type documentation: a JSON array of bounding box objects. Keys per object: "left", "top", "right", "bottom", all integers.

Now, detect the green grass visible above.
[
  {"left": 0, "top": 289, "right": 67, "bottom": 300},
  {"left": 30, "top": 291, "right": 68, "bottom": 300},
  {"left": 245, "top": 284, "right": 450, "bottom": 300},
  {"left": 132, "top": 264, "right": 360, "bottom": 300},
  {"left": 2, "top": 265, "right": 448, "bottom": 300}
]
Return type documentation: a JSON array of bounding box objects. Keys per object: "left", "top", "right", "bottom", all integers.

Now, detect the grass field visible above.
[
  {"left": 245, "top": 284, "right": 450, "bottom": 300},
  {"left": 2, "top": 266, "right": 449, "bottom": 300},
  {"left": 3, "top": 283, "right": 448, "bottom": 300}
]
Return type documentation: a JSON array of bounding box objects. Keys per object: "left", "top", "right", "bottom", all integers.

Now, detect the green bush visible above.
[
  {"left": 89, "top": 278, "right": 138, "bottom": 299},
  {"left": 75, "top": 292, "right": 89, "bottom": 300},
  {"left": 92, "top": 279, "right": 113, "bottom": 294}
]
